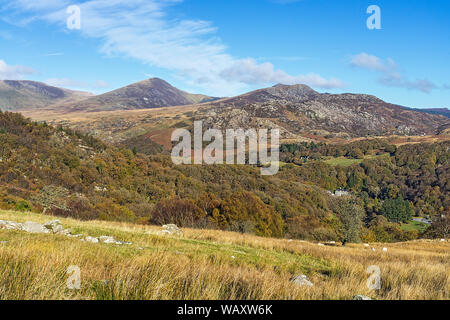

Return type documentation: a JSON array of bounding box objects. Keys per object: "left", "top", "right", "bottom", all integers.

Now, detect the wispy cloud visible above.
[
  {"left": 2, "top": 0, "right": 344, "bottom": 95},
  {"left": 0, "top": 59, "right": 36, "bottom": 80},
  {"left": 350, "top": 52, "right": 438, "bottom": 93},
  {"left": 43, "top": 52, "right": 64, "bottom": 56}
]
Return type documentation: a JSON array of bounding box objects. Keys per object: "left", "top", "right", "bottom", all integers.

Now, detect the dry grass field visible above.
[{"left": 0, "top": 210, "right": 448, "bottom": 300}]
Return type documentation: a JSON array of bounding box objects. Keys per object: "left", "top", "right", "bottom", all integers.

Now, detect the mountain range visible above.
[{"left": 1, "top": 78, "right": 449, "bottom": 142}]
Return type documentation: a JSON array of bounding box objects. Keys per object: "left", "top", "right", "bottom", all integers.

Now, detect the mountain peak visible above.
[{"left": 52, "top": 78, "right": 216, "bottom": 112}]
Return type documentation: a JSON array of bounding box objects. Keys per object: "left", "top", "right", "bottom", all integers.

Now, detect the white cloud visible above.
[
  {"left": 350, "top": 53, "right": 437, "bottom": 93},
  {"left": 0, "top": 59, "right": 36, "bottom": 80},
  {"left": 350, "top": 53, "right": 390, "bottom": 71},
  {"left": 220, "top": 58, "right": 345, "bottom": 88},
  {"left": 2, "top": 0, "right": 344, "bottom": 95}
]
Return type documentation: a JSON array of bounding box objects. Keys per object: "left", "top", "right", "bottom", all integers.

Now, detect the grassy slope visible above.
[
  {"left": 0, "top": 210, "right": 448, "bottom": 300},
  {"left": 400, "top": 221, "right": 429, "bottom": 233}
]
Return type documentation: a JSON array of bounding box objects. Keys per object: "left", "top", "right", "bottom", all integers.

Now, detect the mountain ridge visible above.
[
  {"left": 198, "top": 83, "right": 448, "bottom": 137},
  {"left": 0, "top": 80, "right": 93, "bottom": 111}
]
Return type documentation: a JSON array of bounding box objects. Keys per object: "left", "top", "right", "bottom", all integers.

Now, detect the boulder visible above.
[
  {"left": 0, "top": 220, "right": 24, "bottom": 230},
  {"left": 22, "top": 221, "right": 49, "bottom": 234},
  {"left": 44, "top": 220, "right": 65, "bottom": 234},
  {"left": 291, "top": 275, "right": 314, "bottom": 287},
  {"left": 99, "top": 236, "right": 118, "bottom": 244},
  {"left": 353, "top": 295, "right": 372, "bottom": 300},
  {"left": 98, "top": 235, "right": 131, "bottom": 245},
  {"left": 161, "top": 224, "right": 183, "bottom": 236},
  {"left": 84, "top": 236, "right": 99, "bottom": 243}
]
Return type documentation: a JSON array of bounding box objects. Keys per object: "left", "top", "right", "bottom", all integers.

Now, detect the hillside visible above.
[
  {"left": 0, "top": 80, "right": 92, "bottom": 111},
  {"left": 409, "top": 107, "right": 450, "bottom": 118},
  {"left": 0, "top": 110, "right": 448, "bottom": 243},
  {"left": 0, "top": 209, "right": 448, "bottom": 300},
  {"left": 54, "top": 78, "right": 218, "bottom": 112},
  {"left": 197, "top": 84, "right": 449, "bottom": 137}
]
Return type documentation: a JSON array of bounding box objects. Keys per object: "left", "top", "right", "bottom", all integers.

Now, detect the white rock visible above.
[
  {"left": 84, "top": 236, "right": 99, "bottom": 243},
  {"left": 353, "top": 295, "right": 372, "bottom": 300},
  {"left": 22, "top": 221, "right": 50, "bottom": 234},
  {"left": 440, "top": 239, "right": 445, "bottom": 242},
  {"left": 371, "top": 248, "right": 376, "bottom": 252},
  {"left": 291, "top": 275, "right": 314, "bottom": 287},
  {"left": 382, "top": 248, "right": 388, "bottom": 252},
  {"left": 99, "top": 236, "right": 117, "bottom": 244},
  {"left": 364, "top": 244, "right": 370, "bottom": 247},
  {"left": 43, "top": 220, "right": 65, "bottom": 233},
  {"left": 318, "top": 243, "right": 325, "bottom": 246},
  {"left": 0, "top": 220, "right": 24, "bottom": 230},
  {"left": 161, "top": 224, "right": 183, "bottom": 236}
]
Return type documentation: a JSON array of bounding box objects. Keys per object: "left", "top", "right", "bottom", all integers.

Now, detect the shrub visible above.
[{"left": 150, "top": 198, "right": 206, "bottom": 227}]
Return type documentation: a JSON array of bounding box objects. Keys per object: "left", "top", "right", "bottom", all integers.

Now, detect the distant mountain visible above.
[
  {"left": 198, "top": 83, "right": 449, "bottom": 137},
  {"left": 407, "top": 107, "right": 450, "bottom": 118},
  {"left": 56, "top": 78, "right": 218, "bottom": 112},
  {"left": 10, "top": 78, "right": 450, "bottom": 140},
  {"left": 0, "top": 80, "right": 92, "bottom": 111}
]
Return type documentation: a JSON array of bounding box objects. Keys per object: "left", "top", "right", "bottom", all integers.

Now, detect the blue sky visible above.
[{"left": 0, "top": 0, "right": 449, "bottom": 108}]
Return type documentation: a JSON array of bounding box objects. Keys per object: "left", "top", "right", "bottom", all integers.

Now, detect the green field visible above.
[
  {"left": 400, "top": 220, "right": 430, "bottom": 233},
  {"left": 323, "top": 154, "right": 390, "bottom": 167}
]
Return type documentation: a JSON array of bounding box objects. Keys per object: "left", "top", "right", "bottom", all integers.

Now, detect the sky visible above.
[{"left": 0, "top": 0, "right": 449, "bottom": 109}]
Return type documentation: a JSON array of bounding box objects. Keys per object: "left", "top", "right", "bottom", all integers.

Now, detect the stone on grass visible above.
[
  {"left": 99, "top": 236, "right": 118, "bottom": 244},
  {"left": 1, "top": 218, "right": 133, "bottom": 245},
  {"left": 44, "top": 220, "right": 65, "bottom": 234},
  {"left": 0, "top": 220, "right": 23, "bottom": 230},
  {"left": 291, "top": 275, "right": 314, "bottom": 287},
  {"left": 22, "top": 221, "right": 50, "bottom": 234},
  {"left": 161, "top": 224, "right": 183, "bottom": 236},
  {"left": 98, "top": 235, "right": 131, "bottom": 245},
  {"left": 84, "top": 236, "right": 99, "bottom": 243},
  {"left": 353, "top": 295, "right": 372, "bottom": 300}
]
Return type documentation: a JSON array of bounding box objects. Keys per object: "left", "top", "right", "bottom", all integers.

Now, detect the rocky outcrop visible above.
[{"left": 0, "top": 219, "right": 131, "bottom": 245}]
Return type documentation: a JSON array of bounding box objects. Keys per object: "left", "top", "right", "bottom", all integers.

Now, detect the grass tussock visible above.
[{"left": 0, "top": 210, "right": 448, "bottom": 300}]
